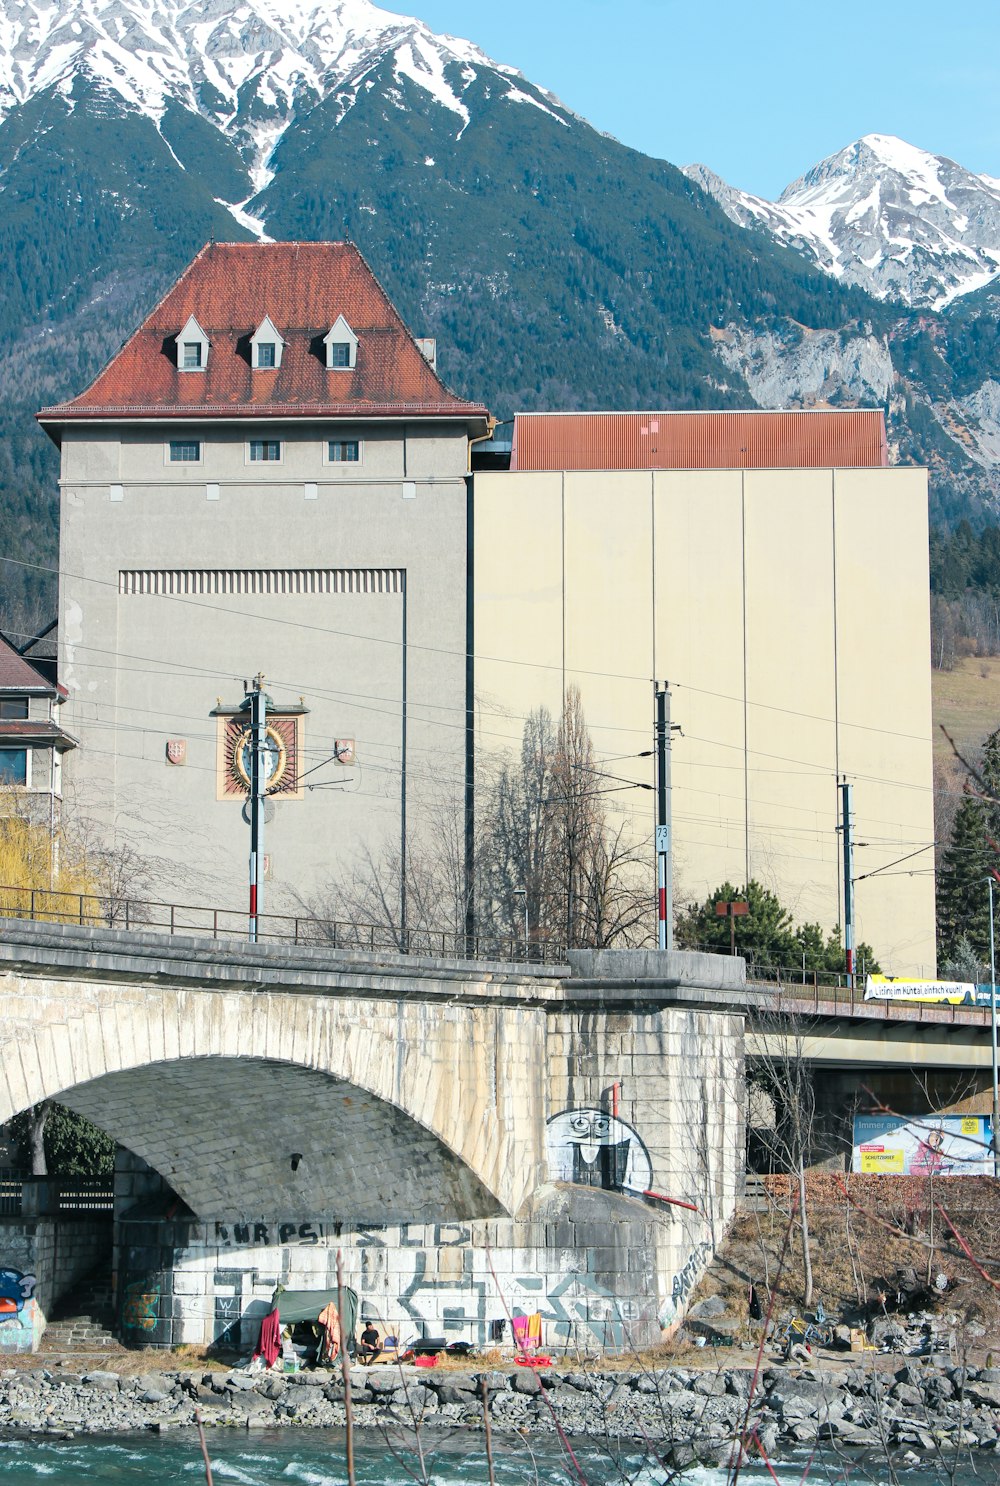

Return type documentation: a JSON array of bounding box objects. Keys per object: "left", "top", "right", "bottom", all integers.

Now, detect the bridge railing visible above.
[
  {"left": 0, "top": 883, "right": 570, "bottom": 964},
  {"left": 0, "top": 1172, "right": 114, "bottom": 1218}
]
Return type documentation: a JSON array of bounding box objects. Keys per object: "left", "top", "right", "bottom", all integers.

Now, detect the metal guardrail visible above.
[
  {"left": 0, "top": 1172, "right": 114, "bottom": 1217},
  {"left": 56, "top": 1180, "right": 114, "bottom": 1215},
  {"left": 0, "top": 884, "right": 569, "bottom": 964},
  {"left": 2, "top": 890, "right": 986, "bottom": 1026},
  {"left": 0, "top": 1171, "right": 25, "bottom": 1216}
]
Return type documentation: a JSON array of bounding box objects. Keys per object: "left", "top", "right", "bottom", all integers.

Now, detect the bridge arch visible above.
[{"left": 0, "top": 981, "right": 544, "bottom": 1219}]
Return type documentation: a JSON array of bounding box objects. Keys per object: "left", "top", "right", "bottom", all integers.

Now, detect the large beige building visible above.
[
  {"left": 40, "top": 246, "right": 935, "bottom": 972},
  {"left": 474, "top": 414, "right": 934, "bottom": 975}
]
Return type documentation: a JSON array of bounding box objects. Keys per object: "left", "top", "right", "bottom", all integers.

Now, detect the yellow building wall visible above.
[{"left": 473, "top": 465, "right": 935, "bottom": 976}]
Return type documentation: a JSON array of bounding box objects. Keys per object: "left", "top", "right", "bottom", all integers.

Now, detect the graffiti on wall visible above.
[
  {"left": 546, "top": 1109, "right": 652, "bottom": 1194},
  {"left": 0, "top": 1269, "right": 38, "bottom": 1352},
  {"left": 122, "top": 1279, "right": 160, "bottom": 1331},
  {"left": 658, "top": 1239, "right": 713, "bottom": 1328},
  {"left": 215, "top": 1221, "right": 332, "bottom": 1248},
  {"left": 0, "top": 1269, "right": 35, "bottom": 1321}
]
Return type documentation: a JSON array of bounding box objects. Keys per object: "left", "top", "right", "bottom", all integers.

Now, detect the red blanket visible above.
[{"left": 254, "top": 1308, "right": 281, "bottom": 1368}]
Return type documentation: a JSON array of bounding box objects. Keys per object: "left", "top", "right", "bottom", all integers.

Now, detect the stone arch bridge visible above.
[{"left": 0, "top": 920, "right": 744, "bottom": 1352}]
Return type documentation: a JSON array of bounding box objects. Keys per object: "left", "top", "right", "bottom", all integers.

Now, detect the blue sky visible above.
[{"left": 384, "top": 0, "right": 998, "bottom": 198}]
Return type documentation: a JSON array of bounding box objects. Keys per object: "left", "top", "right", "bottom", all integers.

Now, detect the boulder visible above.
[
  {"left": 82, "top": 1373, "right": 120, "bottom": 1392},
  {"left": 967, "top": 1382, "right": 1000, "bottom": 1408},
  {"left": 689, "top": 1295, "right": 728, "bottom": 1319}
]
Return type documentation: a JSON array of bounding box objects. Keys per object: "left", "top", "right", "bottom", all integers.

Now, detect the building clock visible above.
[{"left": 232, "top": 724, "right": 288, "bottom": 793}]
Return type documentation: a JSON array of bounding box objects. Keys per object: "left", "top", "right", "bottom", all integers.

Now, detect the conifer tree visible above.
[{"left": 936, "top": 792, "right": 993, "bottom": 962}]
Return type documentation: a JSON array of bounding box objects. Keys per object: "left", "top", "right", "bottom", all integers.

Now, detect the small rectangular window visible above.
[
  {"left": 0, "top": 698, "right": 29, "bottom": 720},
  {"left": 182, "top": 342, "right": 203, "bottom": 369},
  {"left": 169, "top": 440, "right": 201, "bottom": 463},
  {"left": 329, "top": 343, "right": 352, "bottom": 368},
  {"left": 250, "top": 440, "right": 281, "bottom": 462},
  {"left": 0, "top": 749, "right": 27, "bottom": 785},
  {"left": 257, "top": 343, "right": 276, "bottom": 368},
  {"left": 328, "top": 440, "right": 359, "bottom": 463}
]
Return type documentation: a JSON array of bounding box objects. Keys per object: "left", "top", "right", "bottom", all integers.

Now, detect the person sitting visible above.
[{"left": 357, "top": 1320, "right": 381, "bottom": 1362}]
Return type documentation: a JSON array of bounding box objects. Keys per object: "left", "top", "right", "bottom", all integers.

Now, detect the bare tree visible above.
[
  {"left": 747, "top": 991, "right": 819, "bottom": 1308},
  {"left": 297, "top": 688, "right": 654, "bottom": 955},
  {"left": 479, "top": 687, "right": 653, "bottom": 951}
]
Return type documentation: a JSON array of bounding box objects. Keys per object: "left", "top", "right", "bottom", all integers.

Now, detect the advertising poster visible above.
[{"left": 852, "top": 1114, "right": 994, "bottom": 1175}]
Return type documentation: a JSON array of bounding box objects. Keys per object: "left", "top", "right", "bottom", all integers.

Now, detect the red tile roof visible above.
[
  {"left": 38, "top": 243, "right": 491, "bottom": 430},
  {"left": 0, "top": 721, "right": 77, "bottom": 750},
  {"left": 511, "top": 410, "right": 890, "bottom": 471},
  {"left": 0, "top": 634, "right": 56, "bottom": 693}
]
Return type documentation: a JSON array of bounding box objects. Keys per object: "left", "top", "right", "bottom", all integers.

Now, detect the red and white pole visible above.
[
  {"left": 248, "top": 676, "right": 267, "bottom": 943},
  {"left": 655, "top": 683, "right": 673, "bottom": 951}
]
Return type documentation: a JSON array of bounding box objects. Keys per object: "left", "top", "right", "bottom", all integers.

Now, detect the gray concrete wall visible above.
[{"left": 58, "top": 420, "right": 470, "bottom": 912}]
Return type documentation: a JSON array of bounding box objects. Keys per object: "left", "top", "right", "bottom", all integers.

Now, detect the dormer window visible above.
[
  {"left": 251, "top": 316, "right": 285, "bottom": 371},
  {"left": 324, "top": 316, "right": 358, "bottom": 371},
  {"left": 175, "top": 315, "right": 210, "bottom": 372}
]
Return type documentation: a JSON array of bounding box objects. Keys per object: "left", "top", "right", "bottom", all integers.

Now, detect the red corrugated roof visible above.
[
  {"left": 0, "top": 720, "right": 77, "bottom": 749},
  {"left": 38, "top": 243, "right": 490, "bottom": 429},
  {"left": 510, "top": 410, "right": 889, "bottom": 471},
  {"left": 0, "top": 635, "right": 55, "bottom": 692}
]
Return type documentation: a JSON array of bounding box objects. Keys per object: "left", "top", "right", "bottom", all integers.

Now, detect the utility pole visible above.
[
  {"left": 839, "top": 779, "right": 855, "bottom": 988},
  {"left": 244, "top": 674, "right": 267, "bottom": 943},
  {"left": 654, "top": 682, "right": 676, "bottom": 951}
]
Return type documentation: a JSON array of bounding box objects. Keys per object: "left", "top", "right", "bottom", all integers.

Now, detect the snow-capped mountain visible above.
[
  {"left": 685, "top": 135, "right": 1000, "bottom": 310},
  {"left": 1, "top": 0, "right": 1000, "bottom": 636},
  {"left": 0, "top": 0, "right": 567, "bottom": 230}
]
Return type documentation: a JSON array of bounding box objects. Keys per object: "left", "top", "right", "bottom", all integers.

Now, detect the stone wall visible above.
[
  {"left": 0, "top": 1216, "right": 111, "bottom": 1352},
  {"left": 117, "top": 1186, "right": 676, "bottom": 1353}
]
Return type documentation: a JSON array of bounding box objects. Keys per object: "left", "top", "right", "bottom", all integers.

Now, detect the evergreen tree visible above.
[
  {"left": 675, "top": 879, "right": 879, "bottom": 973},
  {"left": 981, "top": 728, "right": 1000, "bottom": 845},
  {"left": 936, "top": 792, "right": 993, "bottom": 961}
]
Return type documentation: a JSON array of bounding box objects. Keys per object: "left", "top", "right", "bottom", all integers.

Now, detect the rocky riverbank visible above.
[{"left": 2, "top": 1357, "right": 1000, "bottom": 1465}]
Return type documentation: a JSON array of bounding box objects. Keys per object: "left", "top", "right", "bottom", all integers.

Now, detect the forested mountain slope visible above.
[{"left": 0, "top": 0, "right": 996, "bottom": 629}]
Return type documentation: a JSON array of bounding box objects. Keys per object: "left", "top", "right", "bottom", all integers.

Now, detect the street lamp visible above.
[
  {"left": 988, "top": 878, "right": 1000, "bottom": 1178},
  {"left": 514, "top": 887, "right": 528, "bottom": 961}
]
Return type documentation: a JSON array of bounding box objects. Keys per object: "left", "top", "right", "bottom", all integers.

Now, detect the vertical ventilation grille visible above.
[{"left": 119, "top": 569, "right": 404, "bottom": 596}]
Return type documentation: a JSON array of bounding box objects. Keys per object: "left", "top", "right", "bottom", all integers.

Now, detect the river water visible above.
[{"left": 0, "top": 1431, "right": 993, "bottom": 1485}]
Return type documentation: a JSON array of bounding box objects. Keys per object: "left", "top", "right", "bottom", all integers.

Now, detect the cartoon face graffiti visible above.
[
  {"left": 546, "top": 1109, "right": 652, "bottom": 1195},
  {"left": 0, "top": 1270, "right": 36, "bottom": 1322}
]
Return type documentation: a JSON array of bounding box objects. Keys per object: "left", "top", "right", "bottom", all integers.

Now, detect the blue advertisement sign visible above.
[{"left": 852, "top": 1114, "right": 993, "bottom": 1175}]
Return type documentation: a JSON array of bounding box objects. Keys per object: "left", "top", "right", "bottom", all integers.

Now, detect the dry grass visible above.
[
  {"left": 932, "top": 655, "right": 1000, "bottom": 765},
  {"left": 694, "top": 1185, "right": 1000, "bottom": 1341}
]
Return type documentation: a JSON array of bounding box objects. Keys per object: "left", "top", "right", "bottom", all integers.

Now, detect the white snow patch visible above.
[
  {"left": 0, "top": 0, "right": 528, "bottom": 168},
  {"left": 503, "top": 84, "right": 568, "bottom": 125},
  {"left": 393, "top": 34, "right": 469, "bottom": 130},
  {"left": 219, "top": 197, "right": 273, "bottom": 242}
]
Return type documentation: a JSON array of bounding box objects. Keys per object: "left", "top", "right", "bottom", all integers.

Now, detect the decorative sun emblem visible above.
[{"left": 229, "top": 724, "right": 288, "bottom": 793}]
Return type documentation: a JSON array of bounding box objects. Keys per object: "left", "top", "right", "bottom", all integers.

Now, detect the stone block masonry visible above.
[
  {"left": 0, "top": 1216, "right": 111, "bottom": 1352},
  {"left": 0, "top": 923, "right": 747, "bottom": 1351},
  {"left": 118, "top": 1189, "right": 673, "bottom": 1353}
]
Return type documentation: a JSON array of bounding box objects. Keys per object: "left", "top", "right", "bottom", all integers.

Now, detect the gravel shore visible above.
[{"left": 2, "top": 1356, "right": 1000, "bottom": 1465}]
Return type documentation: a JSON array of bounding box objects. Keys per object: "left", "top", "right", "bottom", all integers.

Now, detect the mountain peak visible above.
[{"left": 686, "top": 134, "right": 1000, "bottom": 310}]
